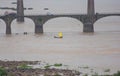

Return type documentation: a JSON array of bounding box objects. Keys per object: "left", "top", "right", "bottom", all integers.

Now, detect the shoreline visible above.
[
  {"left": 0, "top": 60, "right": 80, "bottom": 76},
  {"left": 0, "top": 60, "right": 120, "bottom": 76}
]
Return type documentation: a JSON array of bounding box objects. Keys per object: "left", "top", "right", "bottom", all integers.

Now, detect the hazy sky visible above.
[{"left": 0, "top": 0, "right": 120, "bottom": 14}]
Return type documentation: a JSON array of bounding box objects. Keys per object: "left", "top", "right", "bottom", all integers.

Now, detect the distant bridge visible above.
[{"left": 0, "top": 0, "right": 120, "bottom": 34}]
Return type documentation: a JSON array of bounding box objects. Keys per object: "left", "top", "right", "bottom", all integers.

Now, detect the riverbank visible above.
[
  {"left": 0, "top": 60, "right": 120, "bottom": 76},
  {"left": 0, "top": 60, "right": 80, "bottom": 76}
]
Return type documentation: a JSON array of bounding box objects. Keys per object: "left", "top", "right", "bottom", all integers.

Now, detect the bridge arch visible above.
[
  {"left": 11, "top": 17, "right": 35, "bottom": 34},
  {"left": 43, "top": 17, "right": 83, "bottom": 32},
  {"left": 0, "top": 19, "right": 6, "bottom": 34},
  {"left": 94, "top": 16, "right": 120, "bottom": 32}
]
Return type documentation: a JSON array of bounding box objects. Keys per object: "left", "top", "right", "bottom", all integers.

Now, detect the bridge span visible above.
[
  {"left": 0, "top": 0, "right": 120, "bottom": 34},
  {"left": 0, "top": 13, "right": 120, "bottom": 34}
]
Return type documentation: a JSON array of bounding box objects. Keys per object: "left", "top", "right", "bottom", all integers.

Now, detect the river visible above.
[{"left": 0, "top": 0, "right": 120, "bottom": 75}]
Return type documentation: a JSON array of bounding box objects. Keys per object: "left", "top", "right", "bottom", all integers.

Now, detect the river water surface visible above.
[{"left": 0, "top": 0, "right": 120, "bottom": 75}]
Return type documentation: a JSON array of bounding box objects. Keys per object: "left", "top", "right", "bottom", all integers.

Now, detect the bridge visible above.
[{"left": 0, "top": 0, "right": 120, "bottom": 34}]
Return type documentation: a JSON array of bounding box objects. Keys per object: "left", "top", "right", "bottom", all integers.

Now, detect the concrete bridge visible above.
[{"left": 0, "top": 0, "right": 120, "bottom": 34}]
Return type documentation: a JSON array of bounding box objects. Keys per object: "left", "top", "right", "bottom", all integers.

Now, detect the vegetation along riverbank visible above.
[{"left": 0, "top": 60, "right": 80, "bottom": 76}]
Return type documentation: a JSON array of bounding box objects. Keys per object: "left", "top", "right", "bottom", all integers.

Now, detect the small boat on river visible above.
[{"left": 54, "top": 32, "right": 63, "bottom": 38}]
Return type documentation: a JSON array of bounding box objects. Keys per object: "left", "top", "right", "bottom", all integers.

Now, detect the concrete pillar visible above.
[
  {"left": 6, "top": 26, "right": 11, "bottom": 34},
  {"left": 83, "top": 0, "right": 95, "bottom": 32},
  {"left": 83, "top": 22, "right": 94, "bottom": 32},
  {"left": 33, "top": 18, "right": 44, "bottom": 34},
  {"left": 35, "top": 24, "right": 43, "bottom": 33},
  {"left": 17, "top": 0, "right": 24, "bottom": 22},
  {"left": 6, "top": 22, "right": 11, "bottom": 34},
  {"left": 87, "top": 0, "right": 95, "bottom": 16}
]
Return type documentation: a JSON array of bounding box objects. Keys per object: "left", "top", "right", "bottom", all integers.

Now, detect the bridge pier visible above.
[
  {"left": 6, "top": 25, "right": 11, "bottom": 34},
  {"left": 33, "top": 18, "right": 44, "bottom": 33},
  {"left": 35, "top": 24, "right": 43, "bottom": 33},
  {"left": 83, "top": 22, "right": 94, "bottom": 32},
  {"left": 2, "top": 16, "right": 13, "bottom": 34},
  {"left": 17, "top": 0, "right": 24, "bottom": 22},
  {"left": 83, "top": 0, "right": 95, "bottom": 32},
  {"left": 5, "top": 20, "right": 12, "bottom": 34}
]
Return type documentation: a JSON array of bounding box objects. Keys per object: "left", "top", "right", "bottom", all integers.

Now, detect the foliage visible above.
[
  {"left": 44, "top": 63, "right": 63, "bottom": 69},
  {"left": 44, "top": 63, "right": 52, "bottom": 69},
  {"left": 0, "top": 67, "right": 7, "bottom": 76},
  {"left": 44, "top": 65, "right": 51, "bottom": 69},
  {"left": 53, "top": 63, "right": 62, "bottom": 67},
  {"left": 113, "top": 71, "right": 120, "bottom": 76},
  {"left": 17, "top": 64, "right": 32, "bottom": 69}
]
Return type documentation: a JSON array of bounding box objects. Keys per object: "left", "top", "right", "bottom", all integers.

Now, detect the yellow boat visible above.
[
  {"left": 54, "top": 32, "right": 63, "bottom": 38},
  {"left": 58, "top": 32, "right": 63, "bottom": 38}
]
